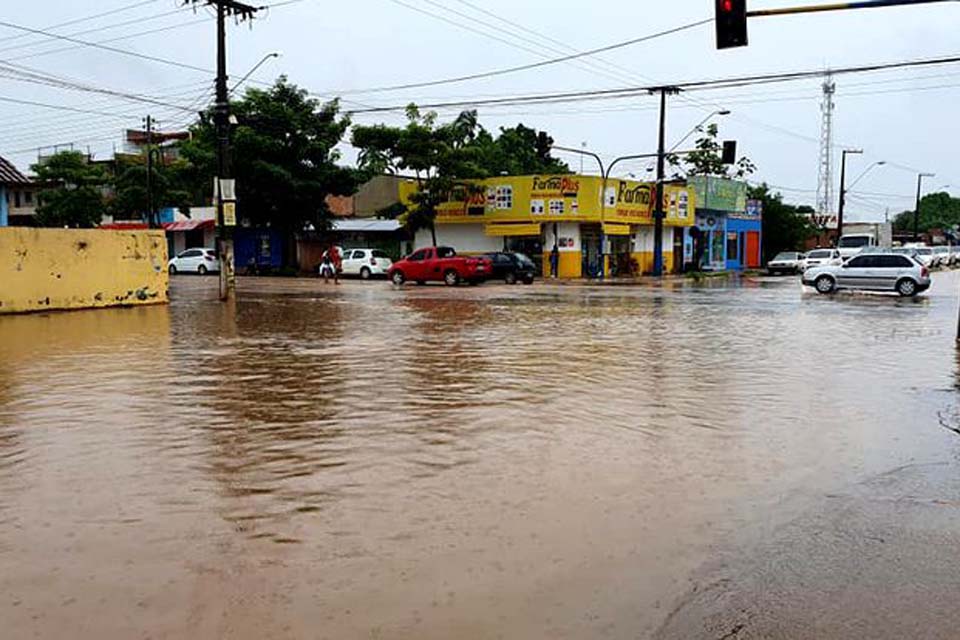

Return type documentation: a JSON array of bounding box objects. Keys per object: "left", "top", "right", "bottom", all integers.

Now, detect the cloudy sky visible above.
[{"left": 2, "top": 0, "right": 959, "bottom": 220}]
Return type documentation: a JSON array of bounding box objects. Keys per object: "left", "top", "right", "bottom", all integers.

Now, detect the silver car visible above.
[{"left": 802, "top": 252, "right": 931, "bottom": 297}]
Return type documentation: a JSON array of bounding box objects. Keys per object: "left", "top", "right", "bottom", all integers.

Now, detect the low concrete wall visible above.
[{"left": 0, "top": 227, "right": 168, "bottom": 314}]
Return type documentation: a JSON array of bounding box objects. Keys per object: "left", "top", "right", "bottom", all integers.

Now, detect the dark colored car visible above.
[{"left": 482, "top": 252, "right": 537, "bottom": 284}]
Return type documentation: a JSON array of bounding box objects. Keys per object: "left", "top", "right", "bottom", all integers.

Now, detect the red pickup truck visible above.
[{"left": 388, "top": 246, "right": 492, "bottom": 286}]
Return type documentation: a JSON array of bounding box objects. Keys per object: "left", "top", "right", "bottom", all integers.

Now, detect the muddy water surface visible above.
[{"left": 1, "top": 273, "right": 958, "bottom": 639}]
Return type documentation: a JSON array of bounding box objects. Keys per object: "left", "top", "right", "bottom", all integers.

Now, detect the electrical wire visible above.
[{"left": 333, "top": 9, "right": 710, "bottom": 95}]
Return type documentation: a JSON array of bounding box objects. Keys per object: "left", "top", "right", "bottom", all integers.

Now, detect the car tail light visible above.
[
  {"left": 370, "top": 258, "right": 377, "bottom": 265},
  {"left": 205, "top": 255, "right": 214, "bottom": 261},
  {"left": 922, "top": 267, "right": 929, "bottom": 278}
]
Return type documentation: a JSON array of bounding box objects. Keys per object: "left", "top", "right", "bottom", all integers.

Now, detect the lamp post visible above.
[
  {"left": 914, "top": 172, "right": 936, "bottom": 241},
  {"left": 836, "top": 149, "right": 862, "bottom": 239}
]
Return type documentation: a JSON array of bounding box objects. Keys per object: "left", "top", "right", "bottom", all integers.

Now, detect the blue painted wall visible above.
[
  {"left": 0, "top": 186, "right": 8, "bottom": 227},
  {"left": 234, "top": 228, "right": 284, "bottom": 269}
]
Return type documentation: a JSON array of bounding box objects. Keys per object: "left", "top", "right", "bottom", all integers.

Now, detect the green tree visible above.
[
  {"left": 108, "top": 154, "right": 194, "bottom": 223},
  {"left": 748, "top": 183, "right": 813, "bottom": 261},
  {"left": 31, "top": 151, "right": 108, "bottom": 228},
  {"left": 668, "top": 123, "right": 756, "bottom": 179},
  {"left": 352, "top": 107, "right": 568, "bottom": 243},
  {"left": 892, "top": 191, "right": 960, "bottom": 234},
  {"left": 179, "top": 77, "right": 359, "bottom": 232}
]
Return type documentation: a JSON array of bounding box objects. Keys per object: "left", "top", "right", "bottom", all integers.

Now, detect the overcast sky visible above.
[{"left": 3, "top": 0, "right": 960, "bottom": 221}]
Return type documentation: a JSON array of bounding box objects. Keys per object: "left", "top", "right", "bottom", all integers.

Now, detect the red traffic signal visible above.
[{"left": 716, "top": 0, "right": 748, "bottom": 49}]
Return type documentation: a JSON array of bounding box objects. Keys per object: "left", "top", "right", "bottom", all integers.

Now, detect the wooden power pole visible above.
[{"left": 183, "top": 0, "right": 259, "bottom": 300}]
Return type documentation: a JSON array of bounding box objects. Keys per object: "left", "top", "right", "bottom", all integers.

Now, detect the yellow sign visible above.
[
  {"left": 399, "top": 174, "right": 695, "bottom": 228},
  {"left": 223, "top": 201, "right": 236, "bottom": 227}
]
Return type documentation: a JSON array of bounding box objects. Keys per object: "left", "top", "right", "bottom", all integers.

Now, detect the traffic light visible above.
[
  {"left": 716, "top": 0, "right": 748, "bottom": 49},
  {"left": 722, "top": 141, "right": 737, "bottom": 165}
]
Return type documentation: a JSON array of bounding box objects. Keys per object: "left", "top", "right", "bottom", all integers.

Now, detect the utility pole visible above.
[
  {"left": 837, "top": 148, "right": 862, "bottom": 240},
  {"left": 914, "top": 172, "right": 935, "bottom": 241},
  {"left": 145, "top": 115, "right": 155, "bottom": 228},
  {"left": 185, "top": 0, "right": 259, "bottom": 301},
  {"left": 652, "top": 87, "right": 679, "bottom": 277}
]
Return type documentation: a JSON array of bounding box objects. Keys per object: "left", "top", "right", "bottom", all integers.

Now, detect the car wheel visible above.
[
  {"left": 198, "top": 265, "right": 208, "bottom": 275},
  {"left": 815, "top": 275, "right": 835, "bottom": 294},
  {"left": 168, "top": 265, "right": 177, "bottom": 275},
  {"left": 391, "top": 270, "right": 405, "bottom": 286},
  {"left": 896, "top": 278, "right": 918, "bottom": 297},
  {"left": 523, "top": 276, "right": 535, "bottom": 285},
  {"left": 443, "top": 270, "right": 460, "bottom": 287},
  {"left": 360, "top": 267, "right": 372, "bottom": 280},
  {"left": 505, "top": 272, "right": 517, "bottom": 285}
]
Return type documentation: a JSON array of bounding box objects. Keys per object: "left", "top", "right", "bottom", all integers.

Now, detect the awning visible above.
[
  {"left": 100, "top": 222, "right": 149, "bottom": 230},
  {"left": 484, "top": 223, "right": 541, "bottom": 237},
  {"left": 602, "top": 223, "right": 632, "bottom": 236},
  {"left": 162, "top": 219, "right": 216, "bottom": 232},
  {"left": 331, "top": 219, "right": 402, "bottom": 232}
]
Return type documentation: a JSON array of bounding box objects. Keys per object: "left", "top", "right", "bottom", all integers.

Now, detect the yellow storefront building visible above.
[{"left": 402, "top": 174, "right": 695, "bottom": 278}]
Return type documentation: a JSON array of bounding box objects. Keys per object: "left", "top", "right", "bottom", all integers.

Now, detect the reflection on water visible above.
[{"left": 1, "top": 273, "right": 958, "bottom": 639}]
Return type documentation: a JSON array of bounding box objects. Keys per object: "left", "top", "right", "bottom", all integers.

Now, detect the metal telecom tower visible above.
[{"left": 816, "top": 72, "right": 836, "bottom": 216}]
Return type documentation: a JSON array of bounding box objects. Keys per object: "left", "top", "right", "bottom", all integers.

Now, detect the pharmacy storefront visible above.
[{"left": 404, "top": 175, "right": 696, "bottom": 278}]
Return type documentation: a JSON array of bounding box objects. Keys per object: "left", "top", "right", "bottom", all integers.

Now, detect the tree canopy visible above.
[
  {"left": 31, "top": 151, "right": 109, "bottom": 228},
  {"left": 179, "top": 77, "right": 360, "bottom": 231},
  {"left": 892, "top": 191, "right": 960, "bottom": 235},
  {"left": 748, "top": 183, "right": 813, "bottom": 261},
  {"left": 108, "top": 154, "right": 193, "bottom": 224},
  {"left": 352, "top": 106, "right": 568, "bottom": 242},
  {"left": 668, "top": 123, "right": 756, "bottom": 179}
]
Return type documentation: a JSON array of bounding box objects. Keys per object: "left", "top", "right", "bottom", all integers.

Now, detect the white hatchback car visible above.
[
  {"left": 802, "top": 248, "right": 842, "bottom": 271},
  {"left": 339, "top": 248, "right": 394, "bottom": 279},
  {"left": 802, "top": 252, "right": 930, "bottom": 297},
  {"left": 168, "top": 248, "right": 220, "bottom": 275}
]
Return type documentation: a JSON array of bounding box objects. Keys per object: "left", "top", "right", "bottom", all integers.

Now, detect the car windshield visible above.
[
  {"left": 437, "top": 247, "right": 456, "bottom": 258},
  {"left": 773, "top": 253, "right": 796, "bottom": 261},
  {"left": 808, "top": 251, "right": 831, "bottom": 259},
  {"left": 839, "top": 236, "right": 870, "bottom": 248},
  {"left": 514, "top": 253, "right": 535, "bottom": 267}
]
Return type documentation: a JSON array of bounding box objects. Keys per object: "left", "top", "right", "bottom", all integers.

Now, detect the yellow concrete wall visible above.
[{"left": 0, "top": 227, "right": 168, "bottom": 314}]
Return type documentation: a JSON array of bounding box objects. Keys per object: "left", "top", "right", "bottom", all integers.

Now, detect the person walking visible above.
[
  {"left": 320, "top": 245, "right": 335, "bottom": 283},
  {"left": 550, "top": 244, "right": 560, "bottom": 279},
  {"left": 329, "top": 245, "right": 342, "bottom": 285}
]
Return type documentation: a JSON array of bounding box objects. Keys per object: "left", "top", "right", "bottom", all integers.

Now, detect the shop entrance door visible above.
[
  {"left": 505, "top": 235, "right": 544, "bottom": 276},
  {"left": 581, "top": 224, "right": 602, "bottom": 278},
  {"left": 746, "top": 231, "right": 761, "bottom": 268},
  {"left": 672, "top": 230, "right": 684, "bottom": 274}
]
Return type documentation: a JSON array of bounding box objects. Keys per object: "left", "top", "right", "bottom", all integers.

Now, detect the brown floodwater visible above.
[{"left": 1, "top": 272, "right": 959, "bottom": 639}]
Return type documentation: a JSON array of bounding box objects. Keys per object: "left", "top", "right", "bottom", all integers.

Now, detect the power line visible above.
[
  {"left": 1, "top": 0, "right": 162, "bottom": 47},
  {"left": 5, "top": 19, "right": 210, "bottom": 64},
  {"left": 333, "top": 12, "right": 710, "bottom": 95},
  {"left": 0, "top": 95, "right": 140, "bottom": 119},
  {"left": 344, "top": 53, "right": 960, "bottom": 114},
  {"left": 0, "top": 18, "right": 211, "bottom": 75}
]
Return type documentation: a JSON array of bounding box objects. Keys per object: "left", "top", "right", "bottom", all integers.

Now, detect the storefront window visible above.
[{"left": 726, "top": 232, "right": 738, "bottom": 263}]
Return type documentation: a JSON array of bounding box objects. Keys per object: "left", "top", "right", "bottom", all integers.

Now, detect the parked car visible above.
[
  {"left": 388, "top": 246, "right": 493, "bottom": 286},
  {"left": 802, "top": 252, "right": 930, "bottom": 297},
  {"left": 168, "top": 248, "right": 220, "bottom": 275},
  {"left": 911, "top": 246, "right": 937, "bottom": 268},
  {"left": 339, "top": 248, "right": 393, "bottom": 279},
  {"left": 802, "top": 248, "right": 842, "bottom": 271},
  {"left": 481, "top": 252, "right": 537, "bottom": 284},
  {"left": 950, "top": 246, "right": 960, "bottom": 266},
  {"left": 932, "top": 246, "right": 952, "bottom": 268},
  {"left": 766, "top": 251, "right": 804, "bottom": 275}
]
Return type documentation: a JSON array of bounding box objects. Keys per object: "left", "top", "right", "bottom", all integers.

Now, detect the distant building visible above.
[{"left": 0, "top": 156, "right": 35, "bottom": 227}]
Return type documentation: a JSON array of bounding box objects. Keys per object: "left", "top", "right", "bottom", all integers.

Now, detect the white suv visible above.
[
  {"left": 168, "top": 248, "right": 220, "bottom": 275},
  {"left": 802, "top": 252, "right": 931, "bottom": 297},
  {"left": 340, "top": 248, "right": 394, "bottom": 279},
  {"left": 802, "top": 248, "right": 842, "bottom": 271}
]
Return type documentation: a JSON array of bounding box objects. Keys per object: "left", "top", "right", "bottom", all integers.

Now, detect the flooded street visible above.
[{"left": 2, "top": 272, "right": 960, "bottom": 639}]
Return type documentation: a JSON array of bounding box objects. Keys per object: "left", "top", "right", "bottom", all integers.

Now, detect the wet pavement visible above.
[{"left": 1, "top": 271, "right": 959, "bottom": 639}]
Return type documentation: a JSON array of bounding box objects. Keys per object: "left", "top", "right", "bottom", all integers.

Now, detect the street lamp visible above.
[
  {"left": 914, "top": 172, "right": 936, "bottom": 241},
  {"left": 230, "top": 52, "right": 281, "bottom": 94},
  {"left": 669, "top": 109, "right": 731, "bottom": 153},
  {"left": 836, "top": 148, "right": 863, "bottom": 238}
]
